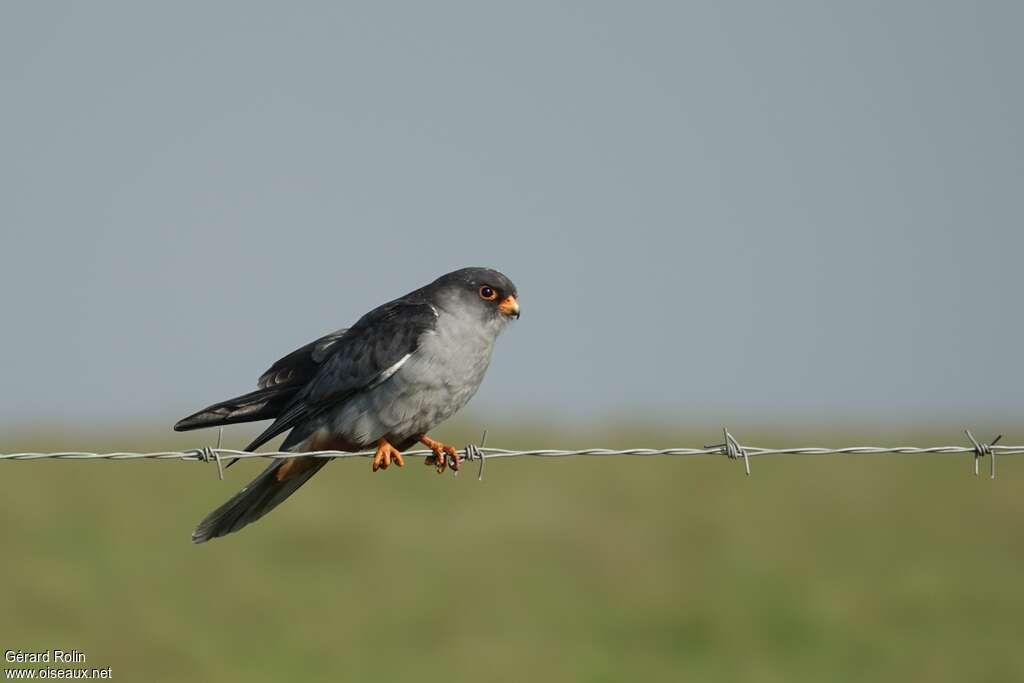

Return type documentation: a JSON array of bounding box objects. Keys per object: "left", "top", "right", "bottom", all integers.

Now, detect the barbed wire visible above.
[{"left": 1, "top": 428, "right": 1018, "bottom": 481}]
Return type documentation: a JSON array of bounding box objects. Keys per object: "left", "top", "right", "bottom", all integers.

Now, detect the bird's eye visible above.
[{"left": 479, "top": 285, "right": 497, "bottom": 301}]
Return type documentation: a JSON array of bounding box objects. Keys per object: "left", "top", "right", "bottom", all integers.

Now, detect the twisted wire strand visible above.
[
  {"left": 5, "top": 445, "right": 1024, "bottom": 461},
  {"left": 1, "top": 428, "right": 1015, "bottom": 479},
  {"left": 6, "top": 443, "right": 1024, "bottom": 460}
]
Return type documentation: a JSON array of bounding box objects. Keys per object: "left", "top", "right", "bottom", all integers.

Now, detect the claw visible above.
[
  {"left": 372, "top": 439, "right": 405, "bottom": 472},
  {"left": 420, "top": 435, "right": 460, "bottom": 475}
]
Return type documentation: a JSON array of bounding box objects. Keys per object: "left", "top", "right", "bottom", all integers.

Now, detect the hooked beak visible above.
[{"left": 497, "top": 295, "right": 520, "bottom": 319}]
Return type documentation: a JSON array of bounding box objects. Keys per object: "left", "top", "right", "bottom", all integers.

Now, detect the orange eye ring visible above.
[{"left": 479, "top": 285, "right": 498, "bottom": 301}]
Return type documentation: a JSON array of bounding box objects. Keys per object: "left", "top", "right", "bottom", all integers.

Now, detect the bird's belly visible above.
[{"left": 326, "top": 331, "right": 492, "bottom": 448}]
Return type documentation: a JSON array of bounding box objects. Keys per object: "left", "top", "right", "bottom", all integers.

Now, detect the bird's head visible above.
[{"left": 427, "top": 267, "right": 520, "bottom": 329}]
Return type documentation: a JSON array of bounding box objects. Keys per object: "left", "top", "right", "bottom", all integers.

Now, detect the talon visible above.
[
  {"left": 372, "top": 439, "right": 404, "bottom": 472},
  {"left": 426, "top": 453, "right": 445, "bottom": 474},
  {"left": 444, "top": 444, "right": 460, "bottom": 472},
  {"left": 419, "top": 436, "right": 461, "bottom": 476}
]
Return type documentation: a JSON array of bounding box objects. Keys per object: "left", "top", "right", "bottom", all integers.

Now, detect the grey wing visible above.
[
  {"left": 173, "top": 328, "right": 351, "bottom": 433},
  {"left": 243, "top": 300, "right": 439, "bottom": 451},
  {"left": 256, "top": 328, "right": 349, "bottom": 390}
]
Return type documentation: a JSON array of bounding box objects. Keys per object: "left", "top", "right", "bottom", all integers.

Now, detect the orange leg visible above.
[
  {"left": 420, "top": 435, "right": 460, "bottom": 474},
  {"left": 372, "top": 438, "right": 405, "bottom": 472}
]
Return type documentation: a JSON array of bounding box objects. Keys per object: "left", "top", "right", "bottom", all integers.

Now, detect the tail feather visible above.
[
  {"left": 191, "top": 457, "right": 327, "bottom": 543},
  {"left": 174, "top": 388, "right": 291, "bottom": 432}
]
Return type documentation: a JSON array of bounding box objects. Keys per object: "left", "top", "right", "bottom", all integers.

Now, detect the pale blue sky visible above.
[{"left": 2, "top": 2, "right": 1021, "bottom": 430}]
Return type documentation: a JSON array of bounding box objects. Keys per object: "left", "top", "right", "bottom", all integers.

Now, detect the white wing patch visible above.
[{"left": 371, "top": 352, "right": 412, "bottom": 388}]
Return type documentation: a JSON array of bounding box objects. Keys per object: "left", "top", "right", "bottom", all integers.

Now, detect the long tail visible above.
[{"left": 191, "top": 456, "right": 327, "bottom": 544}]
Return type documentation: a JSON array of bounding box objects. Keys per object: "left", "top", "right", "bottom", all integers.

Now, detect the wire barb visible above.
[
  {"left": 463, "top": 429, "right": 488, "bottom": 481},
  {"left": 964, "top": 429, "right": 1003, "bottom": 480},
  {"left": 191, "top": 427, "right": 226, "bottom": 480},
  {"left": 704, "top": 427, "right": 751, "bottom": 475}
]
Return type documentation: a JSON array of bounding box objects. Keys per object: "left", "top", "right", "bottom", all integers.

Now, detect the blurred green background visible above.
[{"left": 3, "top": 420, "right": 1022, "bottom": 682}]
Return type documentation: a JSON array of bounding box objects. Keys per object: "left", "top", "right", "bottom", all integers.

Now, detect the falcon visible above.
[{"left": 174, "top": 267, "right": 519, "bottom": 543}]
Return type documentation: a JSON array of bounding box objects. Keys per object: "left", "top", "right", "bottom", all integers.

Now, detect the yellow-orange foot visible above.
[
  {"left": 372, "top": 439, "right": 405, "bottom": 472},
  {"left": 420, "top": 435, "right": 460, "bottom": 474}
]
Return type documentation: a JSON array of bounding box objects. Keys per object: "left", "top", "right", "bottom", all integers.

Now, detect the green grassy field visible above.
[{"left": 2, "top": 421, "right": 1023, "bottom": 682}]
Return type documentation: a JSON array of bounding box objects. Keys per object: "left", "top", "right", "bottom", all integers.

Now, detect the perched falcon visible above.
[{"left": 174, "top": 267, "right": 519, "bottom": 543}]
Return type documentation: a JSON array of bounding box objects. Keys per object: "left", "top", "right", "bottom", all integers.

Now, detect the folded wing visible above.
[{"left": 174, "top": 299, "right": 439, "bottom": 452}]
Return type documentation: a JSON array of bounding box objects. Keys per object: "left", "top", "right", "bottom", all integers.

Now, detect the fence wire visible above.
[{"left": 1, "top": 429, "right": 1018, "bottom": 481}]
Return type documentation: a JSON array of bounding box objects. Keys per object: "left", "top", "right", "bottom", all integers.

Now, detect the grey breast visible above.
[{"left": 327, "top": 304, "right": 499, "bottom": 447}]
